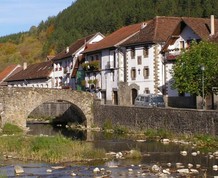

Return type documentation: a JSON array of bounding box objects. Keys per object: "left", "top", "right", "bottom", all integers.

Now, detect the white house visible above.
[
  {"left": 82, "top": 16, "right": 218, "bottom": 108},
  {"left": 121, "top": 16, "right": 218, "bottom": 108},
  {"left": 82, "top": 23, "right": 142, "bottom": 104},
  {"left": 52, "top": 32, "right": 104, "bottom": 89},
  {"left": 161, "top": 15, "right": 218, "bottom": 108}
]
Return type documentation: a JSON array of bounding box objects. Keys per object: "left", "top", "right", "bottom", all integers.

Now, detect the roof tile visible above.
[
  {"left": 83, "top": 23, "right": 142, "bottom": 53},
  {"left": 7, "top": 61, "right": 53, "bottom": 82},
  {"left": 0, "top": 64, "right": 22, "bottom": 84},
  {"left": 52, "top": 33, "right": 98, "bottom": 60},
  {"left": 122, "top": 16, "right": 218, "bottom": 46}
]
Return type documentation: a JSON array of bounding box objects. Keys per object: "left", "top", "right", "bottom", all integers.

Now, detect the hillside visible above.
[{"left": 0, "top": 0, "right": 218, "bottom": 71}]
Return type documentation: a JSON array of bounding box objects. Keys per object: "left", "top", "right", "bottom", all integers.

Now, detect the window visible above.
[
  {"left": 180, "top": 41, "right": 185, "bottom": 50},
  {"left": 137, "top": 56, "right": 142, "bottom": 65},
  {"left": 144, "top": 88, "right": 150, "bottom": 94},
  {"left": 143, "top": 66, "right": 149, "bottom": 79},
  {"left": 143, "top": 46, "right": 149, "bottom": 58},
  {"left": 130, "top": 48, "right": 135, "bottom": 59},
  {"left": 131, "top": 68, "right": 136, "bottom": 80}
]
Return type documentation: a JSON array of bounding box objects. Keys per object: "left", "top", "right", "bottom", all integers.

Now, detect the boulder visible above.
[{"left": 14, "top": 165, "right": 24, "bottom": 174}]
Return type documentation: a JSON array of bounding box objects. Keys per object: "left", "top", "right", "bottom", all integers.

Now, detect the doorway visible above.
[
  {"left": 132, "top": 88, "right": 138, "bottom": 105},
  {"left": 113, "top": 90, "right": 118, "bottom": 105}
]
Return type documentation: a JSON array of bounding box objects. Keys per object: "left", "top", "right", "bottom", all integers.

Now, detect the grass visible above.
[
  {"left": 144, "top": 128, "right": 218, "bottom": 151},
  {"left": 102, "top": 119, "right": 113, "bottom": 130},
  {"left": 0, "top": 135, "right": 106, "bottom": 163},
  {"left": 144, "top": 128, "right": 172, "bottom": 139},
  {"left": 125, "top": 149, "right": 142, "bottom": 159},
  {"left": 2, "top": 123, "right": 23, "bottom": 135}
]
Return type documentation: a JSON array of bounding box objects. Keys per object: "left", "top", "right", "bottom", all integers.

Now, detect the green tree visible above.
[{"left": 172, "top": 41, "right": 218, "bottom": 99}]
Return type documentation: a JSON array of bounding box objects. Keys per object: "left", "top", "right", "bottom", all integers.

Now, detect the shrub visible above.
[
  {"left": 114, "top": 125, "right": 128, "bottom": 135},
  {"left": 102, "top": 119, "right": 113, "bottom": 130}
]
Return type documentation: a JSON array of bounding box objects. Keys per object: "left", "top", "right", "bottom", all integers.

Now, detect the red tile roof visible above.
[
  {"left": 52, "top": 33, "right": 99, "bottom": 61},
  {"left": 6, "top": 60, "right": 53, "bottom": 82},
  {"left": 122, "top": 16, "right": 218, "bottom": 46},
  {"left": 0, "top": 64, "right": 22, "bottom": 85},
  {"left": 83, "top": 23, "right": 142, "bottom": 53}
]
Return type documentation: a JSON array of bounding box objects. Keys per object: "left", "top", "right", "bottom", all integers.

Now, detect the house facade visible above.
[
  {"left": 52, "top": 33, "right": 104, "bottom": 89},
  {"left": 82, "top": 23, "right": 142, "bottom": 104},
  {"left": 82, "top": 16, "right": 218, "bottom": 108},
  {"left": 119, "top": 16, "right": 218, "bottom": 108}
]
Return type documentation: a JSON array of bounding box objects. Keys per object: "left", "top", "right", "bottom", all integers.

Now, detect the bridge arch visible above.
[
  {"left": 28, "top": 99, "right": 88, "bottom": 126},
  {"left": 0, "top": 87, "right": 94, "bottom": 129}
]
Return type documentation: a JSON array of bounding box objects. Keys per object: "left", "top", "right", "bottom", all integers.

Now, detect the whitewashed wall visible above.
[{"left": 165, "top": 26, "right": 201, "bottom": 97}]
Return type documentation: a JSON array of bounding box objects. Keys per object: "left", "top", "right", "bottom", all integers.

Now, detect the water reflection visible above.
[{"left": 27, "top": 122, "right": 86, "bottom": 140}]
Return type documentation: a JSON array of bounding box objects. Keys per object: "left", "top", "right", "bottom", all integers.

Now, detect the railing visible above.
[{"left": 165, "top": 51, "right": 181, "bottom": 60}]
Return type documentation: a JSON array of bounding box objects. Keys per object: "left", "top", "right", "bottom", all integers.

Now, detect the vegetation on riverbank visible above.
[
  {"left": 102, "top": 122, "right": 218, "bottom": 151},
  {"left": 1, "top": 123, "right": 217, "bottom": 164},
  {"left": 0, "top": 124, "right": 106, "bottom": 163},
  {"left": 144, "top": 128, "right": 218, "bottom": 151}
]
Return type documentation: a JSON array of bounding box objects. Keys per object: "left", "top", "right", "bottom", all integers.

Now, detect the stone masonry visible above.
[
  {"left": 94, "top": 99, "right": 218, "bottom": 136},
  {"left": 0, "top": 87, "right": 94, "bottom": 129}
]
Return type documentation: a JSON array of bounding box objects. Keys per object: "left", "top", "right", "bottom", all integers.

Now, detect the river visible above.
[{"left": 0, "top": 123, "right": 217, "bottom": 177}]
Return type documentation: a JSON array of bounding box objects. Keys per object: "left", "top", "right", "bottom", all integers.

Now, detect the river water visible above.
[{"left": 0, "top": 123, "right": 218, "bottom": 177}]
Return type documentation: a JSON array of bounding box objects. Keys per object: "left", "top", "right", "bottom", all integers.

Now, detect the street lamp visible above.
[{"left": 201, "top": 65, "right": 205, "bottom": 109}]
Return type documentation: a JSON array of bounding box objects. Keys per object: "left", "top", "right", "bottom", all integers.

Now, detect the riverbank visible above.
[
  {"left": 0, "top": 135, "right": 106, "bottom": 163},
  {"left": 1, "top": 123, "right": 218, "bottom": 164}
]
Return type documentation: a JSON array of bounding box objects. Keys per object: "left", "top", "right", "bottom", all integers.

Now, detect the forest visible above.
[{"left": 0, "top": 0, "right": 218, "bottom": 71}]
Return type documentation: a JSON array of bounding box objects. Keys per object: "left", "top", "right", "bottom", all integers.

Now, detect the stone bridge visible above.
[{"left": 0, "top": 87, "right": 94, "bottom": 129}]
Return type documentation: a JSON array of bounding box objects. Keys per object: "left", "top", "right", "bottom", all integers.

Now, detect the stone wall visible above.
[{"left": 94, "top": 100, "right": 218, "bottom": 135}]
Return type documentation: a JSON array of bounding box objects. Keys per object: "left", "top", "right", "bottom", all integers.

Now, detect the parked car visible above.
[{"left": 134, "top": 94, "right": 165, "bottom": 107}]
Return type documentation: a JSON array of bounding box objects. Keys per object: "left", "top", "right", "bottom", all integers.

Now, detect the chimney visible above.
[
  {"left": 66, "top": 47, "right": 69, "bottom": 53},
  {"left": 210, "top": 15, "right": 215, "bottom": 36},
  {"left": 23, "top": 62, "right": 27, "bottom": 70}
]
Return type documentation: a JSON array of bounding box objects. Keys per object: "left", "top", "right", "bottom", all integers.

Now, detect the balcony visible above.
[
  {"left": 82, "top": 60, "right": 100, "bottom": 72},
  {"left": 164, "top": 49, "right": 181, "bottom": 61}
]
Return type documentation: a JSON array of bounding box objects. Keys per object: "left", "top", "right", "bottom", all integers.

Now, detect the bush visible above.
[
  {"left": 114, "top": 125, "right": 128, "bottom": 135},
  {"left": 103, "top": 119, "right": 113, "bottom": 130}
]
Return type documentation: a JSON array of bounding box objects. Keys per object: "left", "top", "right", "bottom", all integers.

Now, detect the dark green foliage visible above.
[
  {"left": 172, "top": 41, "right": 218, "bottom": 97},
  {"left": 0, "top": 0, "right": 218, "bottom": 68}
]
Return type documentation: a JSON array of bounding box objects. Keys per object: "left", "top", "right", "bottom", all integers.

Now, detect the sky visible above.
[{"left": 0, "top": 0, "right": 74, "bottom": 37}]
